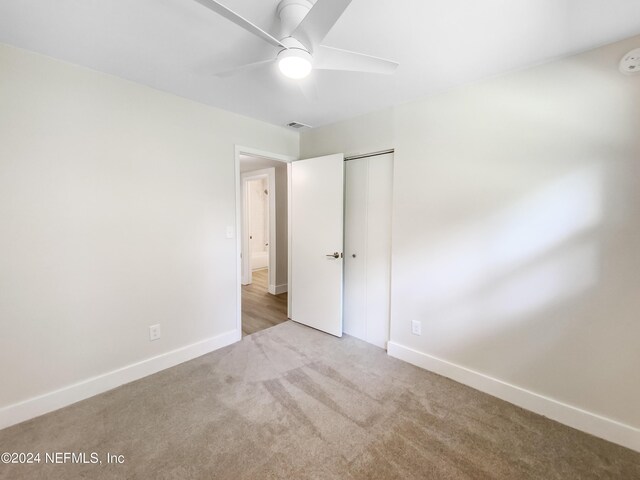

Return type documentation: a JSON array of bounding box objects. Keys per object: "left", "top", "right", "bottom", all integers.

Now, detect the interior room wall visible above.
[
  {"left": 300, "top": 34, "right": 640, "bottom": 449},
  {"left": 274, "top": 165, "right": 288, "bottom": 291},
  {"left": 0, "top": 43, "right": 298, "bottom": 420},
  {"left": 248, "top": 177, "right": 269, "bottom": 271},
  {"left": 2, "top": 30, "right": 639, "bottom": 450},
  {"left": 241, "top": 162, "right": 288, "bottom": 292},
  {"left": 300, "top": 108, "right": 394, "bottom": 159},
  {"left": 391, "top": 34, "right": 640, "bottom": 434}
]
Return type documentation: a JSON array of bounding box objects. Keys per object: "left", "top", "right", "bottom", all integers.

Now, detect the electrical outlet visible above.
[
  {"left": 411, "top": 320, "right": 422, "bottom": 336},
  {"left": 149, "top": 324, "right": 161, "bottom": 341}
]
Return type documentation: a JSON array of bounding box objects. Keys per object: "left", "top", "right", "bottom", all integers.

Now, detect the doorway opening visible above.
[
  {"left": 235, "top": 147, "right": 393, "bottom": 345},
  {"left": 237, "top": 149, "right": 292, "bottom": 336}
]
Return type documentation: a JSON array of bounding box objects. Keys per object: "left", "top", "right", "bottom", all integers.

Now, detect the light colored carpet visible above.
[{"left": 1, "top": 321, "right": 638, "bottom": 479}]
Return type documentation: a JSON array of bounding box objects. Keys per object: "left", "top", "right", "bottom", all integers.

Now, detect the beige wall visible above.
[
  {"left": 300, "top": 35, "right": 640, "bottom": 435},
  {"left": 393, "top": 35, "right": 640, "bottom": 429},
  {"left": 300, "top": 108, "right": 394, "bottom": 159},
  {"left": 0, "top": 43, "right": 298, "bottom": 409},
  {"left": 240, "top": 163, "right": 288, "bottom": 290},
  {"left": 248, "top": 177, "right": 269, "bottom": 269},
  {"left": 274, "top": 165, "right": 288, "bottom": 289}
]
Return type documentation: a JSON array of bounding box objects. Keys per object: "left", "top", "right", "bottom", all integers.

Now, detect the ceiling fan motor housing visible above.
[{"left": 277, "top": 0, "right": 313, "bottom": 40}]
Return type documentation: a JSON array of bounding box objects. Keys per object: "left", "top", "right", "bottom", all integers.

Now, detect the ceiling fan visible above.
[{"left": 193, "top": 0, "right": 399, "bottom": 80}]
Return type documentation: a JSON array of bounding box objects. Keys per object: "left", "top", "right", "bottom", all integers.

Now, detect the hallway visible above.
[{"left": 242, "top": 269, "right": 288, "bottom": 336}]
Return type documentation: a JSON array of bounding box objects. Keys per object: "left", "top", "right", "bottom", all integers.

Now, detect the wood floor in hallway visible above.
[{"left": 242, "top": 268, "right": 288, "bottom": 336}]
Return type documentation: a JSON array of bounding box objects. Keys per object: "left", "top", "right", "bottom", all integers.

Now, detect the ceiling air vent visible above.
[{"left": 287, "top": 121, "right": 312, "bottom": 129}]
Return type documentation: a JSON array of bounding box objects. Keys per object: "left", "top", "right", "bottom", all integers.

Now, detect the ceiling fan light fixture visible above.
[
  {"left": 197, "top": 0, "right": 399, "bottom": 81},
  {"left": 278, "top": 49, "right": 313, "bottom": 79}
]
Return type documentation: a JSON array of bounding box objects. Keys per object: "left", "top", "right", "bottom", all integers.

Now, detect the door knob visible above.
[{"left": 326, "top": 252, "right": 340, "bottom": 259}]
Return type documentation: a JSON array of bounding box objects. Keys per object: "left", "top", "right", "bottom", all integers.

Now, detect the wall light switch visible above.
[
  {"left": 411, "top": 320, "right": 422, "bottom": 336},
  {"left": 149, "top": 324, "right": 161, "bottom": 341},
  {"left": 225, "top": 226, "right": 234, "bottom": 239}
]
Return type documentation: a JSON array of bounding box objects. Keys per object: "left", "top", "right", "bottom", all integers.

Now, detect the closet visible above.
[{"left": 343, "top": 152, "right": 393, "bottom": 348}]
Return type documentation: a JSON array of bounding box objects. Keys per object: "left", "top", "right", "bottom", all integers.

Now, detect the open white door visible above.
[{"left": 290, "top": 153, "right": 344, "bottom": 337}]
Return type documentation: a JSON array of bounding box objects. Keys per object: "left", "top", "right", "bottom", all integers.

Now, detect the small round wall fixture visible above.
[{"left": 619, "top": 48, "right": 640, "bottom": 75}]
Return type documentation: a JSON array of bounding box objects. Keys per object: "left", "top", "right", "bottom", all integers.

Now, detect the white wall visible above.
[
  {"left": 240, "top": 162, "right": 289, "bottom": 291},
  {"left": 274, "top": 165, "right": 288, "bottom": 290},
  {"left": 301, "top": 35, "right": 640, "bottom": 450},
  {"left": 300, "top": 108, "right": 394, "bottom": 159},
  {"left": 0, "top": 43, "right": 298, "bottom": 418},
  {"left": 248, "top": 177, "right": 269, "bottom": 270},
  {"left": 391, "top": 34, "right": 640, "bottom": 431}
]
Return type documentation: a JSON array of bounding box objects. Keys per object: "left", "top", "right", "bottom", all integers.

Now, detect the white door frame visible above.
[
  {"left": 234, "top": 146, "right": 296, "bottom": 336},
  {"left": 241, "top": 169, "right": 274, "bottom": 287}
]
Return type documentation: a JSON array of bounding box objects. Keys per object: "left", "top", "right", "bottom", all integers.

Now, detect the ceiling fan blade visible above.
[
  {"left": 314, "top": 45, "right": 399, "bottom": 74},
  {"left": 297, "top": 75, "right": 319, "bottom": 101},
  {"left": 215, "top": 58, "right": 275, "bottom": 78},
  {"left": 193, "top": 0, "right": 286, "bottom": 49},
  {"left": 292, "top": 0, "right": 353, "bottom": 51}
]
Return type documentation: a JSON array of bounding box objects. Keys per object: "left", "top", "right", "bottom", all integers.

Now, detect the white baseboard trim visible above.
[
  {"left": 0, "top": 329, "right": 240, "bottom": 431},
  {"left": 269, "top": 283, "right": 288, "bottom": 295},
  {"left": 387, "top": 341, "right": 640, "bottom": 453}
]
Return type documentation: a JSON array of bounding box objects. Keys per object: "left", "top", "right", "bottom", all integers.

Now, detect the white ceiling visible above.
[{"left": 1, "top": 0, "right": 639, "bottom": 129}]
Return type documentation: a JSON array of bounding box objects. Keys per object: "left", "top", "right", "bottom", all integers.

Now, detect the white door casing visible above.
[
  {"left": 241, "top": 168, "right": 276, "bottom": 287},
  {"left": 235, "top": 146, "right": 295, "bottom": 338}
]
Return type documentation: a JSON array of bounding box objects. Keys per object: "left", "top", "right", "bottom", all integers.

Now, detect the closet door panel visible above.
[
  {"left": 365, "top": 154, "right": 393, "bottom": 348},
  {"left": 343, "top": 158, "right": 368, "bottom": 339}
]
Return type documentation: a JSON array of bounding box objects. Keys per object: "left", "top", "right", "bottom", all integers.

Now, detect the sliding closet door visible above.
[
  {"left": 344, "top": 159, "right": 368, "bottom": 340},
  {"left": 344, "top": 153, "right": 393, "bottom": 348}
]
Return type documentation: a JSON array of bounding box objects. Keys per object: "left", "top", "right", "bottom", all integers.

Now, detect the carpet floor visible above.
[{"left": 1, "top": 321, "right": 638, "bottom": 479}]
